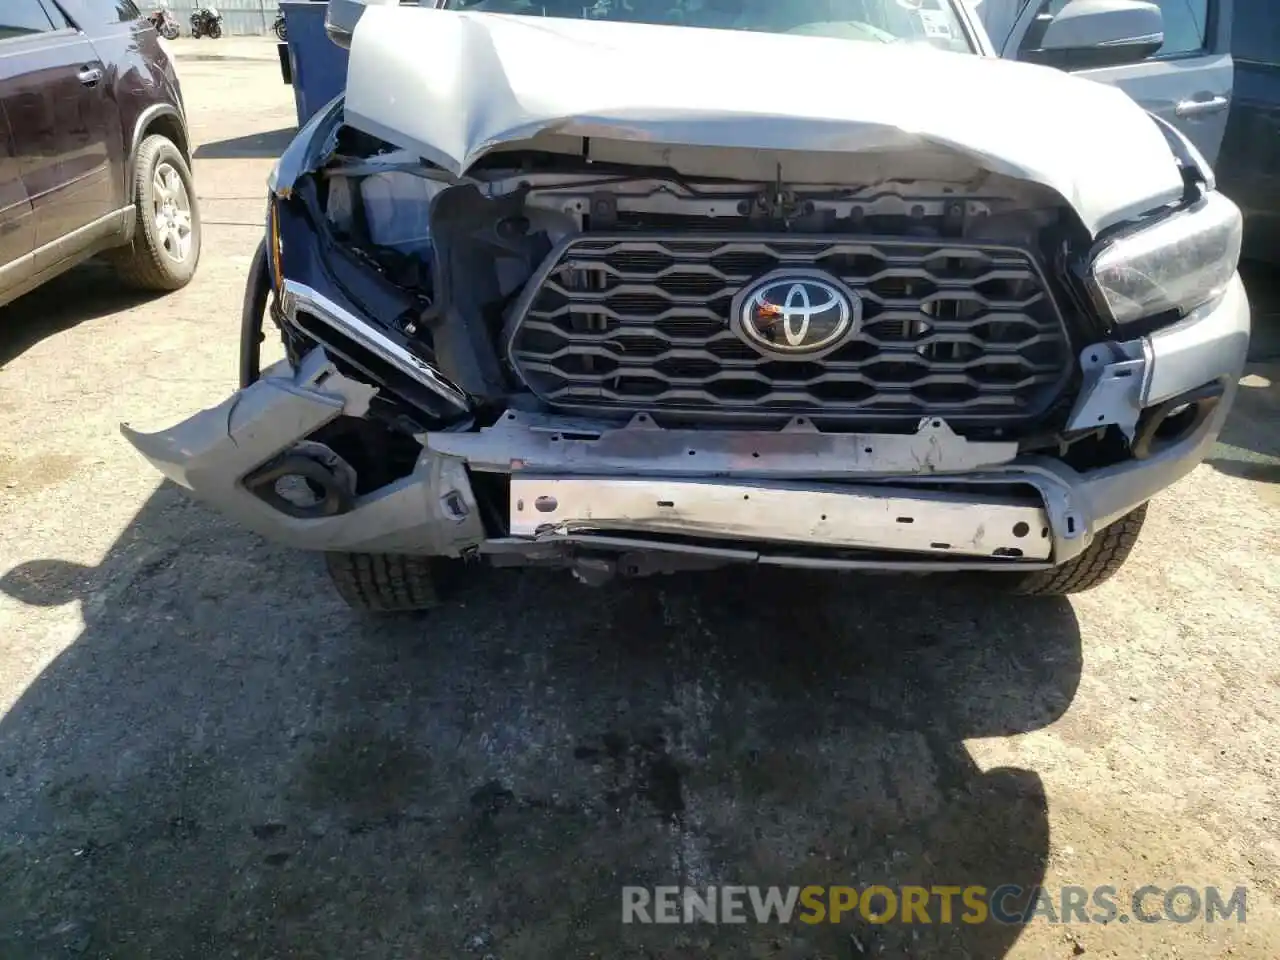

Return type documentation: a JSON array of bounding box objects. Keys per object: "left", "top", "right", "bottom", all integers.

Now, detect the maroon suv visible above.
[{"left": 0, "top": 0, "right": 200, "bottom": 308}]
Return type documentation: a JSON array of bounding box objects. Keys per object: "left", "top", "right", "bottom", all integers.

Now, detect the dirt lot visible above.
[{"left": 0, "top": 39, "right": 1278, "bottom": 960}]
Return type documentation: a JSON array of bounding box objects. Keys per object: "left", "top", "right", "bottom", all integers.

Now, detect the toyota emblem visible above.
[{"left": 732, "top": 270, "right": 861, "bottom": 359}]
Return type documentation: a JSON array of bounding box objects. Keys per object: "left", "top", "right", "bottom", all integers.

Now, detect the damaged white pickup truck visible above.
[{"left": 124, "top": 1, "right": 1250, "bottom": 611}]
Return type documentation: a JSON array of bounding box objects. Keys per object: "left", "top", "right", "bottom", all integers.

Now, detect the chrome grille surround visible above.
[{"left": 505, "top": 233, "right": 1075, "bottom": 426}]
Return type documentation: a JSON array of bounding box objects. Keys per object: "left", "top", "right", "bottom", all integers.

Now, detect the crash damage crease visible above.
[{"left": 340, "top": 7, "right": 1188, "bottom": 235}]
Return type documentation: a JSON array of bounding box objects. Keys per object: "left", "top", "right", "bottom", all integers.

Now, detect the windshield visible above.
[{"left": 447, "top": 0, "right": 976, "bottom": 54}]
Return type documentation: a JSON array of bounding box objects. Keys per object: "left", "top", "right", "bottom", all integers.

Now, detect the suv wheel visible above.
[
  {"left": 325, "top": 552, "right": 446, "bottom": 613},
  {"left": 1000, "top": 503, "right": 1148, "bottom": 596},
  {"left": 107, "top": 135, "right": 201, "bottom": 291}
]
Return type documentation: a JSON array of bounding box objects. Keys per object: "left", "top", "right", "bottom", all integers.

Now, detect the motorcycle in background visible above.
[
  {"left": 190, "top": 5, "right": 224, "bottom": 39},
  {"left": 146, "top": 3, "right": 181, "bottom": 39},
  {"left": 273, "top": 11, "right": 287, "bottom": 41}
]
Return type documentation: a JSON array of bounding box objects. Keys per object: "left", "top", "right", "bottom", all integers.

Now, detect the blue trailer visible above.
[{"left": 276, "top": 1, "right": 352, "bottom": 126}]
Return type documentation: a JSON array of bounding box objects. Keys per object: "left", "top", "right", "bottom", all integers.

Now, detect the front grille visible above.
[{"left": 505, "top": 234, "right": 1074, "bottom": 426}]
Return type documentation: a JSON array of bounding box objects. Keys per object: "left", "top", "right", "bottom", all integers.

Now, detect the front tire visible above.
[
  {"left": 325, "top": 553, "right": 446, "bottom": 613},
  {"left": 107, "top": 135, "right": 201, "bottom": 291},
  {"left": 1001, "top": 503, "right": 1148, "bottom": 596},
  {"left": 274, "top": 19, "right": 287, "bottom": 40},
  {"left": 209, "top": 21, "right": 223, "bottom": 39}
]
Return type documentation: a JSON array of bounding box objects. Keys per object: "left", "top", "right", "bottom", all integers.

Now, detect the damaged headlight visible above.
[{"left": 1084, "top": 191, "right": 1242, "bottom": 328}]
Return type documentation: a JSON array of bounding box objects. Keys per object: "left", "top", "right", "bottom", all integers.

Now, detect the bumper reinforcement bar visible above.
[{"left": 509, "top": 475, "right": 1052, "bottom": 560}]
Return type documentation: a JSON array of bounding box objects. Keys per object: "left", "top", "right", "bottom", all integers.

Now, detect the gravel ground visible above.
[{"left": 0, "top": 39, "right": 1277, "bottom": 960}]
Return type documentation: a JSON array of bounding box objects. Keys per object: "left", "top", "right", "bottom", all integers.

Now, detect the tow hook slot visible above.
[{"left": 243, "top": 452, "right": 354, "bottom": 519}]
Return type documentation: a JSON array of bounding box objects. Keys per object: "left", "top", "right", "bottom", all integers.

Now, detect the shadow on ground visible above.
[
  {"left": 194, "top": 127, "right": 297, "bottom": 160},
  {"left": 0, "top": 264, "right": 158, "bottom": 368},
  {"left": 1241, "top": 261, "right": 1280, "bottom": 362},
  {"left": 1209, "top": 363, "right": 1280, "bottom": 487},
  {"left": 1197, "top": 265, "right": 1280, "bottom": 486},
  {"left": 0, "top": 484, "right": 1082, "bottom": 958}
]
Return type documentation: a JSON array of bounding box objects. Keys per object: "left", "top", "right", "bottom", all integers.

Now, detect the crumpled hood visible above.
[{"left": 342, "top": 6, "right": 1186, "bottom": 236}]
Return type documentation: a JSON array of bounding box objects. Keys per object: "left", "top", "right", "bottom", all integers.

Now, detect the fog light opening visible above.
[
  {"left": 1131, "top": 382, "right": 1224, "bottom": 460},
  {"left": 1153, "top": 403, "right": 1198, "bottom": 442},
  {"left": 242, "top": 452, "right": 354, "bottom": 519}
]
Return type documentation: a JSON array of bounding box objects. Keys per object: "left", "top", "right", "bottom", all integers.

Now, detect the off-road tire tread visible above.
[
  {"left": 1008, "top": 503, "right": 1148, "bottom": 596},
  {"left": 107, "top": 135, "right": 199, "bottom": 291},
  {"left": 325, "top": 552, "right": 441, "bottom": 612}
]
